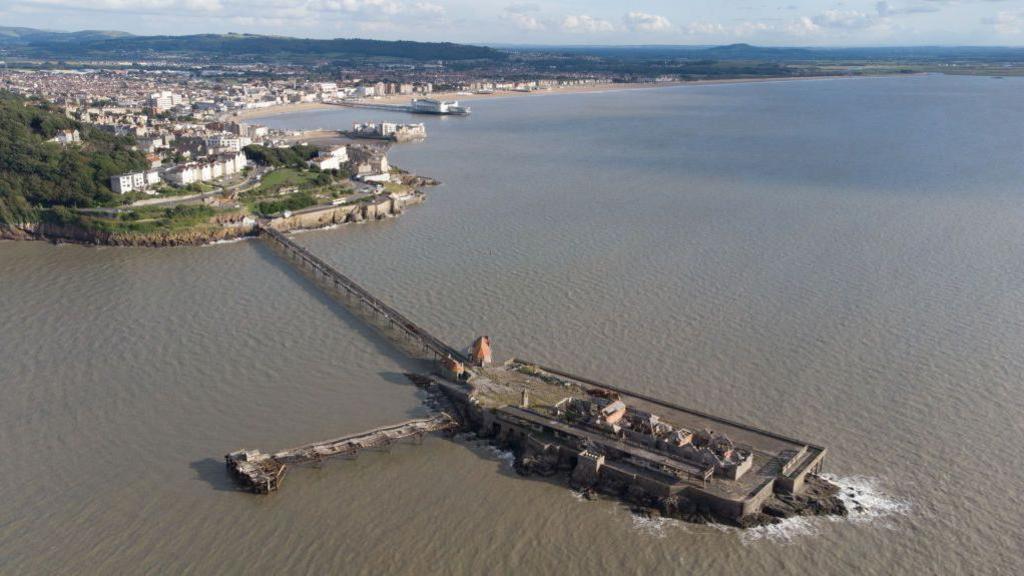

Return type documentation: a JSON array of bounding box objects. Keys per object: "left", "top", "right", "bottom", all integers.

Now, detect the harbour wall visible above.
[{"left": 267, "top": 193, "right": 425, "bottom": 232}]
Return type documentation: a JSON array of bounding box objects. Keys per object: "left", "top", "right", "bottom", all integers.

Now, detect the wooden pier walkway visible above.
[
  {"left": 259, "top": 225, "right": 468, "bottom": 363},
  {"left": 227, "top": 414, "right": 456, "bottom": 493},
  {"left": 273, "top": 414, "right": 455, "bottom": 464}
]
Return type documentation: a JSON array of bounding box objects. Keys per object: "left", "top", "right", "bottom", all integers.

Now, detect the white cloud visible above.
[
  {"left": 623, "top": 11, "right": 672, "bottom": 32},
  {"left": 411, "top": 2, "right": 444, "bottom": 16},
  {"left": 505, "top": 12, "right": 545, "bottom": 31},
  {"left": 502, "top": 3, "right": 545, "bottom": 31},
  {"left": 560, "top": 14, "right": 614, "bottom": 33},
  {"left": 875, "top": 1, "right": 940, "bottom": 17},
  {"left": 812, "top": 10, "right": 878, "bottom": 29},
  {"left": 684, "top": 21, "right": 727, "bottom": 35},
  {"left": 984, "top": 10, "right": 1024, "bottom": 34},
  {"left": 786, "top": 16, "right": 821, "bottom": 35}
]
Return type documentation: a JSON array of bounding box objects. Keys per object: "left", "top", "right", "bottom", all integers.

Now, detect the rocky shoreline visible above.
[
  {"left": 0, "top": 221, "right": 256, "bottom": 247},
  {"left": 0, "top": 187, "right": 430, "bottom": 248}
]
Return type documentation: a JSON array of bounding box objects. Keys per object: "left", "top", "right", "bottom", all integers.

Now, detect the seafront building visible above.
[
  {"left": 111, "top": 170, "right": 162, "bottom": 194},
  {"left": 349, "top": 122, "right": 426, "bottom": 142},
  {"left": 163, "top": 151, "right": 247, "bottom": 187},
  {"left": 307, "top": 145, "right": 349, "bottom": 171}
]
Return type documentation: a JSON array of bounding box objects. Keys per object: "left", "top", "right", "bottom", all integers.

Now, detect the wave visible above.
[
  {"left": 822, "top": 473, "right": 913, "bottom": 525},
  {"left": 741, "top": 474, "right": 912, "bottom": 544}
]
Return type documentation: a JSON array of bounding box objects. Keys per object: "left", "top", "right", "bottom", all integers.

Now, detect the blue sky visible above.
[{"left": 1, "top": 1, "right": 1021, "bottom": 45}]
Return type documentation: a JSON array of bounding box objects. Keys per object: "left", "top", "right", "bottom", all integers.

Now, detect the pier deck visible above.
[{"left": 227, "top": 414, "right": 456, "bottom": 493}]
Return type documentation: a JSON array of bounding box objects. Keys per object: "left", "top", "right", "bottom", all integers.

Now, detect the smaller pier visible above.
[{"left": 227, "top": 414, "right": 456, "bottom": 493}]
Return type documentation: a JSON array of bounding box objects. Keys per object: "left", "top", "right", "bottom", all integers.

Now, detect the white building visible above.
[
  {"left": 206, "top": 134, "right": 251, "bottom": 153},
  {"left": 306, "top": 145, "right": 347, "bottom": 171},
  {"left": 325, "top": 145, "right": 348, "bottom": 161},
  {"left": 148, "top": 91, "right": 184, "bottom": 113},
  {"left": 49, "top": 129, "right": 81, "bottom": 145},
  {"left": 308, "top": 155, "right": 341, "bottom": 171},
  {"left": 111, "top": 170, "right": 161, "bottom": 194},
  {"left": 162, "top": 152, "right": 248, "bottom": 187}
]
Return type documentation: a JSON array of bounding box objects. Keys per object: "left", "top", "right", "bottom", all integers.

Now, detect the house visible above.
[
  {"left": 308, "top": 155, "right": 340, "bottom": 171},
  {"left": 354, "top": 153, "right": 390, "bottom": 182},
  {"left": 49, "top": 129, "right": 81, "bottom": 145},
  {"left": 205, "top": 134, "right": 251, "bottom": 153},
  {"left": 306, "top": 145, "right": 347, "bottom": 171},
  {"left": 111, "top": 170, "right": 161, "bottom": 194},
  {"left": 162, "top": 152, "right": 247, "bottom": 187}
]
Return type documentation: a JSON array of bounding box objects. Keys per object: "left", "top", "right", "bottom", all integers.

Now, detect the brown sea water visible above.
[{"left": 2, "top": 75, "right": 1022, "bottom": 574}]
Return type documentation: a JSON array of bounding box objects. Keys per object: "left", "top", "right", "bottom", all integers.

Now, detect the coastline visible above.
[{"left": 235, "top": 73, "right": 906, "bottom": 121}]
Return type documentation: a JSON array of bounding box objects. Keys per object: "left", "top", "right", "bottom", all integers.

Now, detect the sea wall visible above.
[
  {"left": 0, "top": 220, "right": 256, "bottom": 246},
  {"left": 267, "top": 192, "right": 425, "bottom": 233},
  {"left": 0, "top": 192, "right": 425, "bottom": 247}
]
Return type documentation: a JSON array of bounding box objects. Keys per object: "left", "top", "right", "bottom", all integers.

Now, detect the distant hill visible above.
[
  {"left": 516, "top": 43, "right": 1024, "bottom": 62},
  {"left": 0, "top": 26, "right": 132, "bottom": 45},
  {"left": 0, "top": 29, "right": 504, "bottom": 62}
]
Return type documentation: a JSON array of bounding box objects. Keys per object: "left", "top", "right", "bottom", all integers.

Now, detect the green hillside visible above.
[
  {"left": 3, "top": 30, "right": 504, "bottom": 62},
  {"left": 0, "top": 92, "right": 147, "bottom": 225}
]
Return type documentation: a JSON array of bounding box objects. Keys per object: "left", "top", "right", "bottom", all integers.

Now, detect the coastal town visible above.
[{"left": 0, "top": 61, "right": 651, "bottom": 245}]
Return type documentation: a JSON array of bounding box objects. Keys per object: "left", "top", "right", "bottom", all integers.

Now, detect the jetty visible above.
[
  {"left": 227, "top": 414, "right": 456, "bottom": 493},
  {"left": 224, "top": 222, "right": 843, "bottom": 526}
]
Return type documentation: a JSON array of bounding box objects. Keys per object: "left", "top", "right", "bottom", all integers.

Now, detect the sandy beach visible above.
[{"left": 234, "top": 74, "right": 895, "bottom": 121}]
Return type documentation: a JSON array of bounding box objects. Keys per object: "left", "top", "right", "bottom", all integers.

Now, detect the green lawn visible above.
[{"left": 252, "top": 168, "right": 323, "bottom": 195}]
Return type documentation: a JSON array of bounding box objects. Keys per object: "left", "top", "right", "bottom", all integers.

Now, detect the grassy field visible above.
[
  {"left": 252, "top": 168, "right": 324, "bottom": 195},
  {"left": 74, "top": 204, "right": 222, "bottom": 235}
]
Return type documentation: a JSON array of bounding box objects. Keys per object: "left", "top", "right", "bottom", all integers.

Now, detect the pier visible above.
[
  {"left": 224, "top": 224, "right": 839, "bottom": 524},
  {"left": 227, "top": 414, "right": 456, "bottom": 493},
  {"left": 259, "top": 224, "right": 467, "bottom": 363},
  {"left": 332, "top": 101, "right": 418, "bottom": 113}
]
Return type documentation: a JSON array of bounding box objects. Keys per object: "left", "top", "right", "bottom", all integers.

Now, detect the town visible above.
[{"left": 0, "top": 64, "right": 633, "bottom": 244}]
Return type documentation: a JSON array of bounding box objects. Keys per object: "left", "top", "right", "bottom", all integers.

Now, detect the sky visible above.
[{"left": 0, "top": 0, "right": 1021, "bottom": 46}]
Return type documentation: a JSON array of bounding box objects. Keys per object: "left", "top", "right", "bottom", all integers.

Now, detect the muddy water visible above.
[{"left": 2, "top": 75, "right": 1022, "bottom": 574}]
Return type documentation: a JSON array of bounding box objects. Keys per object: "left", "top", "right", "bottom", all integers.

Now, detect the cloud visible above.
[
  {"left": 984, "top": 10, "right": 1024, "bottom": 34},
  {"left": 684, "top": 21, "right": 727, "bottom": 35},
  {"left": 502, "top": 3, "right": 545, "bottom": 30},
  {"left": 504, "top": 12, "right": 545, "bottom": 31},
  {"left": 411, "top": 2, "right": 444, "bottom": 16},
  {"left": 786, "top": 16, "right": 821, "bottom": 35},
  {"left": 560, "top": 14, "right": 614, "bottom": 33},
  {"left": 623, "top": 11, "right": 672, "bottom": 32},
  {"left": 811, "top": 9, "right": 878, "bottom": 29},
  {"left": 505, "top": 2, "right": 539, "bottom": 14},
  {"left": 875, "top": 1, "right": 940, "bottom": 17}
]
